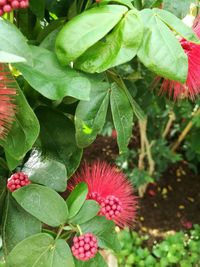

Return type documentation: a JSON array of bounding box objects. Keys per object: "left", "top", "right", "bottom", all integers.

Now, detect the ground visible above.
[{"left": 83, "top": 135, "right": 200, "bottom": 245}]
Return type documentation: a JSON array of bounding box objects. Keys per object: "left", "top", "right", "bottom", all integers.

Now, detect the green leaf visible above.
[
  {"left": 80, "top": 216, "right": 121, "bottom": 253},
  {"left": 15, "top": 46, "right": 91, "bottom": 101},
  {"left": 69, "top": 200, "right": 100, "bottom": 225},
  {"left": 67, "top": 183, "right": 88, "bottom": 218},
  {"left": 0, "top": 19, "right": 32, "bottom": 64},
  {"left": 154, "top": 8, "right": 200, "bottom": 43},
  {"left": 74, "top": 252, "right": 108, "bottom": 267},
  {"left": 137, "top": 9, "right": 188, "bottom": 83},
  {"left": 75, "top": 81, "right": 109, "bottom": 147},
  {"left": 99, "top": 0, "right": 133, "bottom": 9},
  {"left": 2, "top": 194, "right": 41, "bottom": 255},
  {"left": 0, "top": 86, "right": 40, "bottom": 170},
  {"left": 30, "top": 0, "right": 45, "bottom": 18},
  {"left": 22, "top": 149, "right": 67, "bottom": 192},
  {"left": 55, "top": 5, "right": 128, "bottom": 64},
  {"left": 6, "top": 234, "right": 75, "bottom": 267},
  {"left": 13, "top": 184, "right": 68, "bottom": 227},
  {"left": 163, "top": 0, "right": 194, "bottom": 19},
  {"left": 110, "top": 83, "right": 133, "bottom": 154},
  {"left": 36, "top": 107, "right": 82, "bottom": 178},
  {"left": 76, "top": 9, "right": 143, "bottom": 73}
]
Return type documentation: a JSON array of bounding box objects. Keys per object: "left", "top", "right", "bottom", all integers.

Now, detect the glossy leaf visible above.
[
  {"left": 76, "top": 9, "right": 143, "bottom": 73},
  {"left": 6, "top": 234, "right": 75, "bottom": 267},
  {"left": 13, "top": 184, "right": 68, "bottom": 227},
  {"left": 22, "top": 149, "right": 67, "bottom": 192},
  {"left": 0, "top": 86, "right": 40, "bottom": 170},
  {"left": 80, "top": 216, "right": 121, "bottom": 253},
  {"left": 16, "top": 46, "right": 91, "bottom": 101},
  {"left": 2, "top": 194, "right": 41, "bottom": 255},
  {"left": 0, "top": 19, "right": 32, "bottom": 64},
  {"left": 110, "top": 83, "right": 133, "bottom": 154},
  {"left": 75, "top": 81, "right": 110, "bottom": 147},
  {"left": 69, "top": 200, "right": 100, "bottom": 225},
  {"left": 67, "top": 183, "right": 88, "bottom": 218},
  {"left": 137, "top": 9, "right": 188, "bottom": 83},
  {"left": 36, "top": 107, "right": 82, "bottom": 178},
  {"left": 55, "top": 5, "right": 128, "bottom": 64}
]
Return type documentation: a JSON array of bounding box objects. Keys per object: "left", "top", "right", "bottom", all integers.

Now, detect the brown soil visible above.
[{"left": 83, "top": 135, "right": 200, "bottom": 240}]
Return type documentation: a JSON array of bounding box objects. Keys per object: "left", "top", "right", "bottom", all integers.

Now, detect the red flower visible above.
[
  {"left": 160, "top": 19, "right": 200, "bottom": 100},
  {"left": 0, "top": 63, "right": 16, "bottom": 140},
  {"left": 68, "top": 161, "right": 137, "bottom": 228}
]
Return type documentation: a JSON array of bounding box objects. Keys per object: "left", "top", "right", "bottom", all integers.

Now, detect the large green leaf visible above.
[
  {"left": 66, "top": 183, "right": 88, "bottom": 218},
  {"left": 6, "top": 234, "right": 75, "bottom": 267},
  {"left": 154, "top": 8, "right": 200, "bottom": 43},
  {"left": 69, "top": 200, "right": 100, "bottom": 225},
  {"left": 55, "top": 5, "right": 128, "bottom": 64},
  {"left": 76, "top": 9, "right": 143, "bottom": 73},
  {"left": 22, "top": 149, "right": 67, "bottom": 192},
  {"left": 80, "top": 216, "right": 120, "bottom": 253},
  {"left": 75, "top": 252, "right": 108, "bottom": 267},
  {"left": 2, "top": 194, "right": 41, "bottom": 256},
  {"left": 75, "top": 81, "right": 109, "bottom": 147},
  {"left": 137, "top": 9, "right": 188, "bottom": 83},
  {"left": 163, "top": 0, "right": 195, "bottom": 19},
  {"left": 0, "top": 19, "right": 32, "bottom": 64},
  {"left": 13, "top": 184, "right": 68, "bottom": 227},
  {"left": 15, "top": 46, "right": 91, "bottom": 101},
  {"left": 0, "top": 86, "right": 40, "bottom": 170},
  {"left": 36, "top": 107, "right": 82, "bottom": 178},
  {"left": 110, "top": 83, "right": 133, "bottom": 154}
]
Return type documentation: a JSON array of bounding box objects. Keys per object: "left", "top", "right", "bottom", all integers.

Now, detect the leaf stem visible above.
[
  {"left": 55, "top": 225, "right": 64, "bottom": 241},
  {"left": 77, "top": 225, "right": 83, "bottom": 235}
]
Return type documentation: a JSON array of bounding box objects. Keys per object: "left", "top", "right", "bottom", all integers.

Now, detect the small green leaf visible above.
[
  {"left": 13, "top": 184, "right": 68, "bottom": 227},
  {"left": 6, "top": 234, "right": 75, "bottom": 267},
  {"left": 55, "top": 5, "right": 128, "bottom": 64},
  {"left": 15, "top": 46, "right": 91, "bottom": 101},
  {"left": 29, "top": 0, "right": 45, "bottom": 18},
  {"left": 22, "top": 149, "right": 67, "bottom": 192},
  {"left": 99, "top": 0, "right": 133, "bottom": 9},
  {"left": 67, "top": 183, "right": 88, "bottom": 218},
  {"left": 80, "top": 216, "right": 121, "bottom": 253},
  {"left": 0, "top": 19, "right": 32, "bottom": 64},
  {"left": 110, "top": 83, "right": 133, "bottom": 154},
  {"left": 2, "top": 194, "right": 41, "bottom": 255},
  {"left": 69, "top": 200, "right": 100, "bottom": 225},
  {"left": 75, "top": 81, "right": 110, "bottom": 147},
  {"left": 76, "top": 9, "right": 143, "bottom": 73},
  {"left": 137, "top": 9, "right": 188, "bottom": 83}
]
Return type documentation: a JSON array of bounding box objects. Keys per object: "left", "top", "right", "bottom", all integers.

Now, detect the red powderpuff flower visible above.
[
  {"left": 68, "top": 161, "right": 137, "bottom": 228},
  {"left": 160, "top": 19, "right": 200, "bottom": 100},
  {"left": 0, "top": 63, "right": 16, "bottom": 140}
]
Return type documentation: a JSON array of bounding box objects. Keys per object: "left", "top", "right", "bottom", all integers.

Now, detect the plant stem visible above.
[
  {"left": 162, "top": 111, "right": 176, "bottom": 139},
  {"left": 133, "top": 0, "right": 142, "bottom": 10},
  {"left": 171, "top": 108, "right": 200, "bottom": 152},
  {"left": 55, "top": 225, "right": 64, "bottom": 241},
  {"left": 77, "top": 225, "right": 83, "bottom": 235}
]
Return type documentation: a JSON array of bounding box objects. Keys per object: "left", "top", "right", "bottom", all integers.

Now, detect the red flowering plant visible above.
[{"left": 0, "top": 1, "right": 199, "bottom": 267}]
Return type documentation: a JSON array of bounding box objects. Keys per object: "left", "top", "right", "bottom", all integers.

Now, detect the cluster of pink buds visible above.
[
  {"left": 71, "top": 233, "right": 98, "bottom": 261},
  {"left": 0, "top": 0, "right": 29, "bottom": 17},
  {"left": 7, "top": 172, "right": 31, "bottom": 192}
]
